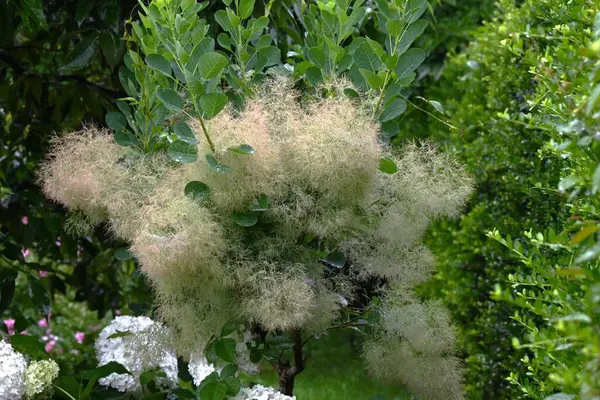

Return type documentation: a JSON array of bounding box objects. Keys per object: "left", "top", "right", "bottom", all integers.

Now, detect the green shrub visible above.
[{"left": 419, "top": 0, "right": 598, "bottom": 398}]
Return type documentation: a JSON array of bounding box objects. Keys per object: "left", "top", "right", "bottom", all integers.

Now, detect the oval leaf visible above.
[
  {"left": 379, "top": 157, "right": 398, "bottom": 174},
  {"left": 168, "top": 141, "right": 198, "bottom": 164},
  {"left": 323, "top": 252, "right": 346, "bottom": 269},
  {"left": 157, "top": 88, "right": 183, "bottom": 111},
  {"left": 198, "top": 93, "right": 228, "bottom": 120},
  {"left": 227, "top": 144, "right": 255, "bottom": 154},
  {"left": 106, "top": 111, "right": 127, "bottom": 132},
  {"left": 146, "top": 54, "right": 172, "bottom": 77},
  {"left": 184, "top": 181, "right": 210, "bottom": 203},
  {"left": 173, "top": 122, "right": 198, "bottom": 144},
  {"left": 197, "top": 52, "right": 228, "bottom": 80},
  {"left": 215, "top": 338, "right": 237, "bottom": 363},
  {"left": 206, "top": 154, "right": 231, "bottom": 173},
  {"left": 114, "top": 247, "right": 133, "bottom": 261},
  {"left": 379, "top": 98, "right": 407, "bottom": 122},
  {"left": 232, "top": 212, "right": 258, "bottom": 227},
  {"left": 395, "top": 48, "right": 426, "bottom": 80}
]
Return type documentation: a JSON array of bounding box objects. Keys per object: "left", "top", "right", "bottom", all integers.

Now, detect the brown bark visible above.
[{"left": 276, "top": 331, "right": 305, "bottom": 396}]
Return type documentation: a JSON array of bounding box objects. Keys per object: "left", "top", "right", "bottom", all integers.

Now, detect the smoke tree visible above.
[{"left": 38, "top": 0, "right": 474, "bottom": 398}]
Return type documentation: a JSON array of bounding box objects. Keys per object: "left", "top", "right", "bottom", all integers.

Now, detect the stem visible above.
[
  {"left": 372, "top": 70, "right": 392, "bottom": 118},
  {"left": 197, "top": 116, "right": 216, "bottom": 153},
  {"left": 397, "top": 93, "right": 459, "bottom": 130},
  {"left": 277, "top": 331, "right": 306, "bottom": 396}
]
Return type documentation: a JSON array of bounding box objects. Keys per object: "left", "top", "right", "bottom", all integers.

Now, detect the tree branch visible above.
[{"left": 0, "top": 50, "right": 123, "bottom": 99}]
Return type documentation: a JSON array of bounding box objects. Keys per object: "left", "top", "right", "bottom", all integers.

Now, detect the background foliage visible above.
[{"left": 5, "top": 0, "right": 600, "bottom": 399}]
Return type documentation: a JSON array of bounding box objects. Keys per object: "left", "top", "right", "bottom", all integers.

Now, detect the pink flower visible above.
[
  {"left": 22, "top": 248, "right": 30, "bottom": 258},
  {"left": 115, "top": 309, "right": 121, "bottom": 316},
  {"left": 39, "top": 270, "right": 48, "bottom": 278},
  {"left": 38, "top": 318, "right": 48, "bottom": 328},
  {"left": 45, "top": 340, "right": 56, "bottom": 352},
  {"left": 55, "top": 240, "right": 61, "bottom": 247},
  {"left": 20, "top": 331, "right": 29, "bottom": 336},
  {"left": 3, "top": 319, "right": 15, "bottom": 336},
  {"left": 21, "top": 216, "right": 28, "bottom": 225},
  {"left": 74, "top": 331, "right": 85, "bottom": 344}
]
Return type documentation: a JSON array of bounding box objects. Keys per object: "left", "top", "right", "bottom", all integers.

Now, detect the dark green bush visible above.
[{"left": 420, "top": 0, "right": 598, "bottom": 398}]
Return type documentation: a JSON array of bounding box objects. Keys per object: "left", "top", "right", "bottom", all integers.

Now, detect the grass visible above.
[{"left": 245, "top": 329, "right": 412, "bottom": 400}]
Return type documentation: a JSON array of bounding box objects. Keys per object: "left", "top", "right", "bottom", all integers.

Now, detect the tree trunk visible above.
[{"left": 276, "top": 331, "right": 305, "bottom": 396}]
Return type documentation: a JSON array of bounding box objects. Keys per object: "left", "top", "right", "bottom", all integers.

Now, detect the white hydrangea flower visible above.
[
  {"left": 0, "top": 340, "right": 27, "bottom": 400},
  {"left": 235, "top": 331, "right": 259, "bottom": 375},
  {"left": 23, "top": 359, "right": 59, "bottom": 399},
  {"left": 230, "top": 384, "right": 296, "bottom": 400},
  {"left": 188, "top": 353, "right": 217, "bottom": 386},
  {"left": 95, "top": 316, "right": 178, "bottom": 394}
]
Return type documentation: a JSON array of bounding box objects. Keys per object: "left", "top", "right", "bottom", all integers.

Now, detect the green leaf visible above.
[
  {"left": 140, "top": 368, "right": 166, "bottom": 386},
  {"left": 248, "top": 194, "right": 269, "bottom": 212},
  {"left": 354, "top": 41, "right": 383, "bottom": 72},
  {"left": 385, "top": 19, "right": 403, "bottom": 38},
  {"left": 76, "top": 0, "right": 96, "bottom": 25},
  {"left": 307, "top": 47, "right": 331, "bottom": 74},
  {"left": 214, "top": 9, "right": 239, "bottom": 33},
  {"left": 224, "top": 377, "right": 242, "bottom": 396},
  {"left": 198, "top": 93, "right": 228, "bottom": 119},
  {"left": 233, "top": 212, "right": 258, "bottom": 227},
  {"left": 107, "top": 330, "right": 133, "bottom": 339},
  {"left": 113, "top": 132, "right": 138, "bottom": 147},
  {"left": 106, "top": 111, "right": 127, "bottom": 132},
  {"left": 428, "top": 100, "right": 444, "bottom": 113},
  {"left": 593, "top": 163, "right": 600, "bottom": 195},
  {"left": 99, "top": 31, "right": 121, "bottom": 69},
  {"left": 217, "top": 33, "right": 232, "bottom": 51},
  {"left": 168, "top": 141, "right": 198, "bottom": 164},
  {"left": 61, "top": 36, "right": 99, "bottom": 71},
  {"left": 227, "top": 144, "right": 255, "bottom": 154},
  {"left": 256, "top": 46, "right": 281, "bottom": 69},
  {"left": 379, "top": 97, "right": 407, "bottom": 122},
  {"left": 406, "top": 0, "right": 428, "bottom": 24},
  {"left": 344, "top": 88, "right": 359, "bottom": 98},
  {"left": 379, "top": 157, "right": 398, "bottom": 174},
  {"left": 173, "top": 122, "right": 197, "bottom": 144},
  {"left": 146, "top": 54, "right": 172, "bottom": 77},
  {"left": 157, "top": 88, "right": 183, "bottom": 111},
  {"left": 323, "top": 252, "right": 345, "bottom": 269},
  {"left": 220, "top": 364, "right": 238, "bottom": 379},
  {"left": 82, "top": 362, "right": 131, "bottom": 380},
  {"left": 29, "top": 279, "right": 50, "bottom": 315},
  {"left": 215, "top": 338, "right": 237, "bottom": 362},
  {"left": 255, "top": 34, "right": 272, "bottom": 50},
  {"left": 114, "top": 247, "right": 133, "bottom": 261},
  {"left": 397, "top": 20, "right": 428, "bottom": 55},
  {"left": 395, "top": 48, "right": 426, "bottom": 79},
  {"left": 10, "top": 334, "right": 47, "bottom": 359},
  {"left": 238, "top": 0, "right": 255, "bottom": 19},
  {"left": 359, "top": 68, "right": 383, "bottom": 90},
  {"left": 184, "top": 181, "right": 210, "bottom": 203},
  {"left": 206, "top": 154, "right": 231, "bottom": 173},
  {"left": 199, "top": 381, "right": 229, "bottom": 400},
  {"left": 196, "top": 51, "right": 228, "bottom": 80}
]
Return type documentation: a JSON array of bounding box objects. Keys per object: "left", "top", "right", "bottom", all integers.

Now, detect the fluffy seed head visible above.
[
  {"left": 39, "top": 126, "right": 125, "bottom": 222},
  {"left": 238, "top": 262, "right": 316, "bottom": 331}
]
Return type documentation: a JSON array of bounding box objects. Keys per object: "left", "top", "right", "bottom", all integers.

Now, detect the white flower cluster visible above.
[
  {"left": 188, "top": 330, "right": 259, "bottom": 386},
  {"left": 0, "top": 341, "right": 60, "bottom": 400},
  {"left": 95, "top": 316, "right": 178, "bottom": 394},
  {"left": 23, "top": 360, "right": 60, "bottom": 399},
  {"left": 0, "top": 341, "right": 27, "bottom": 399},
  {"left": 231, "top": 384, "right": 296, "bottom": 400},
  {"left": 187, "top": 353, "right": 217, "bottom": 386},
  {"left": 234, "top": 331, "right": 259, "bottom": 376}
]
